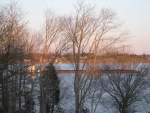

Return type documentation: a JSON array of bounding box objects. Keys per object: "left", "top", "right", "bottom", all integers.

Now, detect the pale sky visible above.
[{"left": 1, "top": 0, "right": 150, "bottom": 55}]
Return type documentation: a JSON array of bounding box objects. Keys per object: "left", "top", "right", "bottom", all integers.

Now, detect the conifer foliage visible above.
[{"left": 42, "top": 63, "right": 60, "bottom": 113}]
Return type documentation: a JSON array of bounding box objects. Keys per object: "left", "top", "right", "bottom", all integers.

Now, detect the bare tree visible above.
[
  {"left": 62, "top": 1, "right": 128, "bottom": 113},
  {"left": 0, "top": 1, "right": 33, "bottom": 113},
  {"left": 100, "top": 62, "right": 150, "bottom": 113},
  {"left": 39, "top": 9, "right": 63, "bottom": 113}
]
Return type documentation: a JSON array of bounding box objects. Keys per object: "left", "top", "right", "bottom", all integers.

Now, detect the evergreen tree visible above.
[{"left": 42, "top": 63, "right": 60, "bottom": 113}]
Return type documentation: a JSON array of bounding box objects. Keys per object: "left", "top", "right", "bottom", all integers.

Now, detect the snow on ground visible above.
[
  {"left": 33, "top": 63, "right": 150, "bottom": 113},
  {"left": 57, "top": 73, "right": 150, "bottom": 113}
]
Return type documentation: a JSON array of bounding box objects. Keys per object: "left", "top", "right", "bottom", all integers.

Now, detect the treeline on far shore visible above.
[{"left": 22, "top": 52, "right": 150, "bottom": 64}]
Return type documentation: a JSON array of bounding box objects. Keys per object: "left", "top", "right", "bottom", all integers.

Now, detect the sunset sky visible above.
[{"left": 1, "top": 0, "right": 150, "bottom": 55}]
